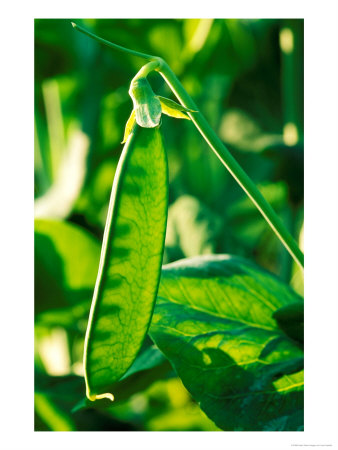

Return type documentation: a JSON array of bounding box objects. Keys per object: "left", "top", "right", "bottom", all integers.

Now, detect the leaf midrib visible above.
[{"left": 156, "top": 296, "right": 277, "bottom": 332}]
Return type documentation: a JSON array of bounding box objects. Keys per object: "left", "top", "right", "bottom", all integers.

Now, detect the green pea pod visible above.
[{"left": 84, "top": 125, "right": 168, "bottom": 401}]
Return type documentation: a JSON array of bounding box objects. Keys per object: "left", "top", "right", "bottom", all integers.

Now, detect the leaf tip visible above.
[{"left": 157, "top": 96, "right": 197, "bottom": 120}]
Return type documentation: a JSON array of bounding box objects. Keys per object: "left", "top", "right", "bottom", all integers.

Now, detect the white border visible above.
[{"left": 1, "top": 1, "right": 338, "bottom": 449}]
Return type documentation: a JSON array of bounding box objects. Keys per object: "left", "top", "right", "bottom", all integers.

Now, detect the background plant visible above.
[{"left": 34, "top": 18, "right": 304, "bottom": 431}]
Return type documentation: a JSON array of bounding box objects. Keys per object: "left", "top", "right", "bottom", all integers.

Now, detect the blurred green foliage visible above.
[{"left": 34, "top": 18, "right": 303, "bottom": 431}]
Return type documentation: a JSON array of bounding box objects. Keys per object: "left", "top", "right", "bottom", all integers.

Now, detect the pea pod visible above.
[{"left": 84, "top": 125, "right": 168, "bottom": 401}]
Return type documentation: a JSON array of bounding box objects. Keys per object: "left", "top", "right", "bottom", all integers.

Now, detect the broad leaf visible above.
[
  {"left": 85, "top": 126, "right": 168, "bottom": 401},
  {"left": 150, "top": 254, "right": 304, "bottom": 431},
  {"left": 273, "top": 301, "right": 304, "bottom": 343}
]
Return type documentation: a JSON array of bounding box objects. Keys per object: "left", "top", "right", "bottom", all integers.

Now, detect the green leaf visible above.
[
  {"left": 121, "top": 109, "right": 136, "bottom": 144},
  {"left": 157, "top": 96, "right": 195, "bottom": 120},
  {"left": 34, "top": 219, "right": 100, "bottom": 316},
  {"left": 128, "top": 78, "right": 162, "bottom": 128},
  {"left": 84, "top": 126, "right": 168, "bottom": 401},
  {"left": 273, "top": 301, "right": 304, "bottom": 343},
  {"left": 119, "top": 342, "right": 168, "bottom": 381},
  {"left": 109, "top": 344, "right": 171, "bottom": 403},
  {"left": 150, "top": 254, "right": 304, "bottom": 431}
]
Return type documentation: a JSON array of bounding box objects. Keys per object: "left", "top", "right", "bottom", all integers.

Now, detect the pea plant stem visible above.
[
  {"left": 157, "top": 60, "right": 304, "bottom": 269},
  {"left": 72, "top": 23, "right": 304, "bottom": 270},
  {"left": 71, "top": 22, "right": 154, "bottom": 60}
]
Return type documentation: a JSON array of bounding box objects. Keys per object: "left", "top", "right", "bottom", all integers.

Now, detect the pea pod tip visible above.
[{"left": 86, "top": 391, "right": 115, "bottom": 402}]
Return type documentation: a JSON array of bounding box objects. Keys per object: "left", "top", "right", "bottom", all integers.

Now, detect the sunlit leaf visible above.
[
  {"left": 150, "top": 254, "right": 304, "bottom": 431},
  {"left": 84, "top": 126, "right": 168, "bottom": 401},
  {"left": 158, "top": 96, "right": 195, "bottom": 120},
  {"left": 122, "top": 109, "right": 136, "bottom": 143}
]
